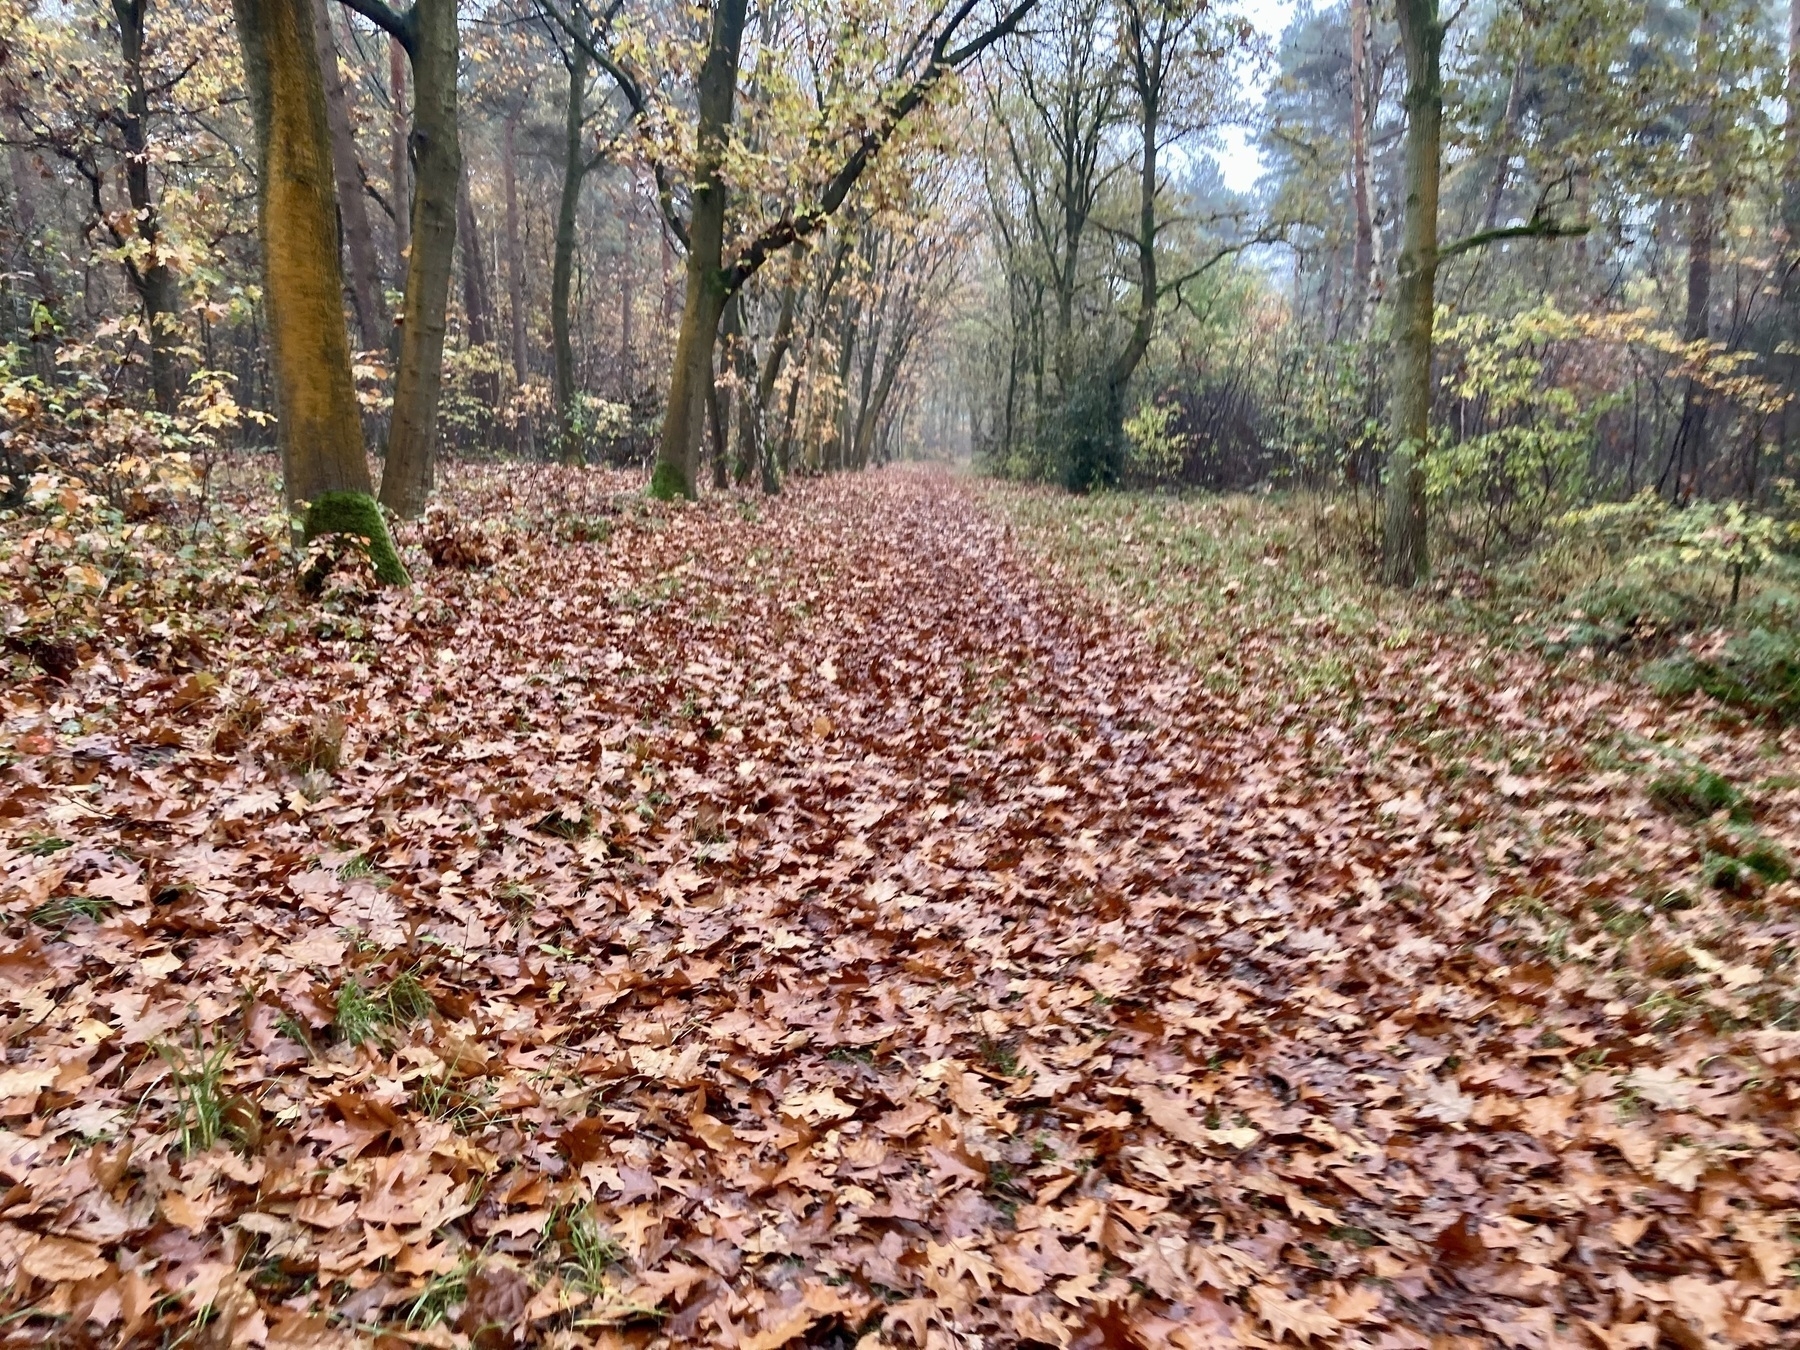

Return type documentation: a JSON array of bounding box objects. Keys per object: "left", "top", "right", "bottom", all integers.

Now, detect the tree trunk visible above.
[
  {"left": 1480, "top": 57, "right": 1524, "bottom": 234},
  {"left": 553, "top": 45, "right": 589, "bottom": 459},
  {"left": 1786, "top": 0, "right": 1800, "bottom": 264},
  {"left": 232, "top": 0, "right": 374, "bottom": 508},
  {"left": 620, "top": 189, "right": 635, "bottom": 399},
  {"left": 1109, "top": 26, "right": 1159, "bottom": 405},
  {"left": 834, "top": 301, "right": 861, "bottom": 471},
  {"left": 389, "top": 37, "right": 410, "bottom": 270},
  {"left": 712, "top": 294, "right": 739, "bottom": 489},
  {"left": 500, "top": 109, "right": 532, "bottom": 456},
  {"left": 112, "top": 0, "right": 182, "bottom": 414},
  {"left": 310, "top": 0, "right": 388, "bottom": 348},
  {"left": 651, "top": 0, "right": 749, "bottom": 499},
  {"left": 501, "top": 111, "right": 529, "bottom": 387},
  {"left": 1348, "top": 0, "right": 1375, "bottom": 334},
  {"left": 1665, "top": 192, "right": 1714, "bottom": 499},
  {"left": 1382, "top": 0, "right": 1441, "bottom": 587},
  {"left": 379, "top": 0, "right": 460, "bottom": 518},
  {"left": 457, "top": 168, "right": 493, "bottom": 350},
  {"left": 6, "top": 145, "right": 60, "bottom": 326},
  {"left": 1666, "top": 7, "right": 1719, "bottom": 501},
  {"left": 1783, "top": 0, "right": 1800, "bottom": 464},
  {"left": 853, "top": 329, "right": 912, "bottom": 468}
]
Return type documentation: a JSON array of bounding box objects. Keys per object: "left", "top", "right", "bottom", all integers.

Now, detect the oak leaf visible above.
[
  {"left": 20, "top": 1235, "right": 109, "bottom": 1283},
  {"left": 1250, "top": 1284, "right": 1340, "bottom": 1345}
]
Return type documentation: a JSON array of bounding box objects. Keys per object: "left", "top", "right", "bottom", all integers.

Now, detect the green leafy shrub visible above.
[
  {"left": 1056, "top": 381, "right": 1123, "bottom": 495},
  {"left": 1428, "top": 304, "right": 1610, "bottom": 557},
  {"left": 1123, "top": 400, "right": 1190, "bottom": 480}
]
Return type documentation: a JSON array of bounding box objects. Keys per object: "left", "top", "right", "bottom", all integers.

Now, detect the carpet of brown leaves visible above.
[{"left": 2, "top": 467, "right": 1798, "bottom": 1349}]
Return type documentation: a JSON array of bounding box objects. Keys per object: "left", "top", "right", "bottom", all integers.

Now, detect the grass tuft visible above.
[
  {"left": 155, "top": 1020, "right": 237, "bottom": 1155},
  {"left": 30, "top": 893, "right": 114, "bottom": 931},
  {"left": 334, "top": 967, "right": 437, "bottom": 1046}
]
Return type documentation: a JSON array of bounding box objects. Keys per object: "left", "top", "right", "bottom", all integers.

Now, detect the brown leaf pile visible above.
[{"left": 2, "top": 467, "right": 1797, "bottom": 1348}]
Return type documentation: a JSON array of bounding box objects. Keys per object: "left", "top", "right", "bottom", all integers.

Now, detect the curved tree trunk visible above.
[
  {"left": 378, "top": 0, "right": 459, "bottom": 518},
  {"left": 1381, "top": 0, "right": 1441, "bottom": 587},
  {"left": 232, "top": 0, "right": 374, "bottom": 509}
]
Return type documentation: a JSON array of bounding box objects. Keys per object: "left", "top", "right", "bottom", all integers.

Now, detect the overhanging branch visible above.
[
  {"left": 724, "top": 0, "right": 1038, "bottom": 292},
  {"left": 1440, "top": 217, "right": 1589, "bottom": 261},
  {"left": 335, "top": 0, "right": 416, "bottom": 54}
]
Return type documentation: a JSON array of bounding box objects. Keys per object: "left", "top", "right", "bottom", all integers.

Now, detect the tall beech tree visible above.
[
  {"left": 1379, "top": 0, "right": 1441, "bottom": 586},
  {"left": 337, "top": 0, "right": 461, "bottom": 518},
  {"left": 231, "top": 0, "right": 403, "bottom": 585}
]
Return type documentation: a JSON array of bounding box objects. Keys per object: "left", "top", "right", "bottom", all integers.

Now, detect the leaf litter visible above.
[{"left": 2, "top": 466, "right": 1799, "bottom": 1348}]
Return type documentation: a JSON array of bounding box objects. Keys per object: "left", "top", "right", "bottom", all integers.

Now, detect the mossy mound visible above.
[
  {"left": 301, "top": 491, "right": 409, "bottom": 588},
  {"left": 1647, "top": 628, "right": 1800, "bottom": 720},
  {"left": 647, "top": 459, "right": 691, "bottom": 502}
]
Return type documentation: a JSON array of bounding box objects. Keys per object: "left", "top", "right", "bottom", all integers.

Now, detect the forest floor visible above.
[{"left": 4, "top": 466, "right": 1800, "bottom": 1349}]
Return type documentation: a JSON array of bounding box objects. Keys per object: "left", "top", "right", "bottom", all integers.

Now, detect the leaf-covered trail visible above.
[{"left": 3, "top": 469, "right": 1794, "bottom": 1348}]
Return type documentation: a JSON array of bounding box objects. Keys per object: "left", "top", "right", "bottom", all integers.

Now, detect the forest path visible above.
[{"left": 4, "top": 467, "right": 1784, "bottom": 1348}]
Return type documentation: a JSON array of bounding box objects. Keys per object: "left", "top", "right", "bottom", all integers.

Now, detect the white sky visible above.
[{"left": 1216, "top": 0, "right": 1301, "bottom": 194}]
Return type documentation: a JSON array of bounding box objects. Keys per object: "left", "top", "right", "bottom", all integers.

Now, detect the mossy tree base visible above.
[
  {"left": 302, "top": 491, "right": 409, "bottom": 587},
  {"left": 648, "top": 459, "right": 692, "bottom": 501}
]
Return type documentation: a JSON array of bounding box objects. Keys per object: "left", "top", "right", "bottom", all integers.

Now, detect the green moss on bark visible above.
[
  {"left": 302, "top": 491, "right": 409, "bottom": 587},
  {"left": 648, "top": 459, "right": 691, "bottom": 502}
]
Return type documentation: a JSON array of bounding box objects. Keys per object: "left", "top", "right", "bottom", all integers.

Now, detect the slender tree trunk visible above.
[
  {"left": 853, "top": 330, "right": 912, "bottom": 468},
  {"left": 661, "top": 217, "right": 675, "bottom": 329},
  {"left": 1783, "top": 0, "right": 1800, "bottom": 463},
  {"left": 1109, "top": 34, "right": 1159, "bottom": 403},
  {"left": 758, "top": 269, "right": 799, "bottom": 410},
  {"left": 112, "top": 0, "right": 182, "bottom": 413},
  {"left": 1382, "top": 0, "right": 1442, "bottom": 587},
  {"left": 379, "top": 0, "right": 460, "bottom": 518},
  {"left": 1667, "top": 7, "right": 1719, "bottom": 501},
  {"left": 851, "top": 298, "right": 881, "bottom": 469},
  {"left": 652, "top": 0, "right": 749, "bottom": 498},
  {"left": 501, "top": 111, "right": 529, "bottom": 388},
  {"left": 389, "top": 37, "right": 410, "bottom": 270},
  {"left": 1789, "top": 0, "right": 1800, "bottom": 244},
  {"left": 232, "top": 0, "right": 373, "bottom": 507},
  {"left": 310, "top": 0, "right": 388, "bottom": 348},
  {"left": 1348, "top": 0, "right": 1375, "bottom": 333},
  {"left": 1666, "top": 193, "right": 1715, "bottom": 499},
  {"left": 834, "top": 303, "right": 861, "bottom": 471},
  {"left": 6, "top": 144, "right": 61, "bottom": 340},
  {"left": 620, "top": 190, "right": 635, "bottom": 399},
  {"left": 1480, "top": 57, "right": 1524, "bottom": 233},
  {"left": 457, "top": 164, "right": 498, "bottom": 439},
  {"left": 712, "top": 295, "right": 739, "bottom": 489},
  {"left": 553, "top": 46, "right": 589, "bottom": 459},
  {"left": 457, "top": 169, "right": 493, "bottom": 350}
]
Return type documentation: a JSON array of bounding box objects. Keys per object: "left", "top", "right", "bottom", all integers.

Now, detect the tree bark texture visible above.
[{"left": 310, "top": 0, "right": 388, "bottom": 348}]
